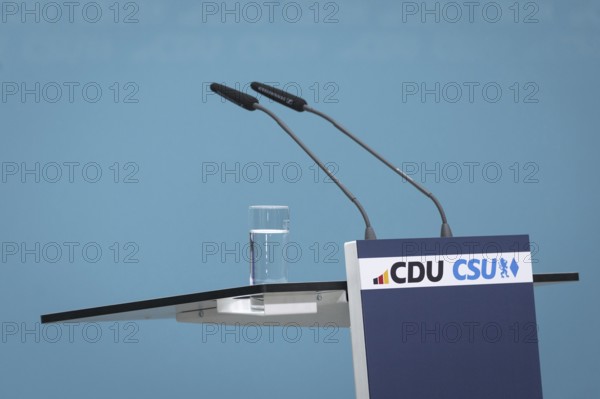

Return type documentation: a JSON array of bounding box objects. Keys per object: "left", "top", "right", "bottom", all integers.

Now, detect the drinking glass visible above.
[{"left": 248, "top": 205, "right": 290, "bottom": 285}]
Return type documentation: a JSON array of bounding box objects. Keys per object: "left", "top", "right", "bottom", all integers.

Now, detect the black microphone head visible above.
[
  {"left": 251, "top": 82, "right": 307, "bottom": 112},
  {"left": 210, "top": 83, "right": 259, "bottom": 111}
]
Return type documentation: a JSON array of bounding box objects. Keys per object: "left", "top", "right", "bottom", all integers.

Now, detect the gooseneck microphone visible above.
[
  {"left": 210, "top": 83, "right": 259, "bottom": 111},
  {"left": 210, "top": 83, "right": 376, "bottom": 240},
  {"left": 251, "top": 82, "right": 307, "bottom": 112},
  {"left": 250, "top": 82, "right": 453, "bottom": 238}
]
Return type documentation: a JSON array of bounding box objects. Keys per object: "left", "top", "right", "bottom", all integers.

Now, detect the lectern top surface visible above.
[
  {"left": 40, "top": 274, "right": 577, "bottom": 324},
  {"left": 41, "top": 281, "right": 347, "bottom": 324}
]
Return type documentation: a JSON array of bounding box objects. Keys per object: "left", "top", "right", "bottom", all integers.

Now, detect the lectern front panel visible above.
[{"left": 345, "top": 235, "right": 543, "bottom": 399}]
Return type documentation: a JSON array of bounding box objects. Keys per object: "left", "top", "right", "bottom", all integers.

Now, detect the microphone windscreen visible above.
[
  {"left": 210, "top": 83, "right": 259, "bottom": 111},
  {"left": 251, "top": 82, "right": 307, "bottom": 112}
]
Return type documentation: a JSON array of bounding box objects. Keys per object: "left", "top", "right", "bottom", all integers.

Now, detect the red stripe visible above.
[{"left": 378, "top": 275, "right": 383, "bottom": 284}]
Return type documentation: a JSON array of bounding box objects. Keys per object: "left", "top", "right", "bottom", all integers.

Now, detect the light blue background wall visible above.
[{"left": 1, "top": 0, "right": 598, "bottom": 397}]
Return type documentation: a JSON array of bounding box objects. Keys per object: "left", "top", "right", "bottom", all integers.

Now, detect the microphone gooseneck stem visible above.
[
  {"left": 304, "top": 105, "right": 452, "bottom": 237},
  {"left": 254, "top": 103, "right": 376, "bottom": 240}
]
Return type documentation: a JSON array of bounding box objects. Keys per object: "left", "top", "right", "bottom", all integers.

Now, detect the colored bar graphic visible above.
[{"left": 373, "top": 270, "right": 390, "bottom": 285}]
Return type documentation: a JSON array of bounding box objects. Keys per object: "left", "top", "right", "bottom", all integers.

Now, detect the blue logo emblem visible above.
[{"left": 500, "top": 258, "right": 509, "bottom": 278}]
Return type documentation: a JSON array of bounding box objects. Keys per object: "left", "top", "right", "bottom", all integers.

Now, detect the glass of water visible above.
[{"left": 249, "top": 205, "right": 290, "bottom": 285}]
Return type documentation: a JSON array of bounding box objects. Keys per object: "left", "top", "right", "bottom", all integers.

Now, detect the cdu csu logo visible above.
[
  {"left": 373, "top": 261, "right": 444, "bottom": 285},
  {"left": 372, "top": 257, "right": 522, "bottom": 285},
  {"left": 453, "top": 257, "right": 520, "bottom": 281}
]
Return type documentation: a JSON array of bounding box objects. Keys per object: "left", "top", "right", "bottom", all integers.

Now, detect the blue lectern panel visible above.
[{"left": 356, "top": 235, "right": 542, "bottom": 399}]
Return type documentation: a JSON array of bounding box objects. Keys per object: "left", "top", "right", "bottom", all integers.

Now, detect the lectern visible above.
[
  {"left": 41, "top": 234, "right": 578, "bottom": 399},
  {"left": 345, "top": 234, "right": 548, "bottom": 399}
]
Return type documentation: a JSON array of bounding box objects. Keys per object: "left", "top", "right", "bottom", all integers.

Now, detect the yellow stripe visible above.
[{"left": 383, "top": 270, "right": 389, "bottom": 284}]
